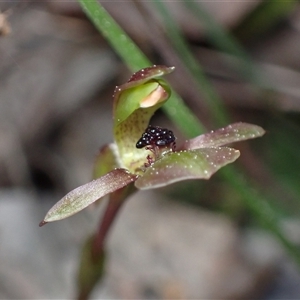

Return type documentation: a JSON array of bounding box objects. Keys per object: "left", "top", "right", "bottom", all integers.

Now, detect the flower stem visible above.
[
  {"left": 92, "top": 191, "right": 124, "bottom": 256},
  {"left": 92, "top": 184, "right": 136, "bottom": 258}
]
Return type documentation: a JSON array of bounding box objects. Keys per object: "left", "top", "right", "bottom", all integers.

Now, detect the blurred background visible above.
[{"left": 1, "top": 0, "right": 300, "bottom": 298}]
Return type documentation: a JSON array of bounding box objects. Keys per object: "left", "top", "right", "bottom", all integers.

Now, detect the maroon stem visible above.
[{"left": 92, "top": 189, "right": 126, "bottom": 258}]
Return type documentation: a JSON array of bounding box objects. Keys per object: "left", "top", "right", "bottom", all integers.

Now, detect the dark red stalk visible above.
[{"left": 92, "top": 184, "right": 136, "bottom": 260}]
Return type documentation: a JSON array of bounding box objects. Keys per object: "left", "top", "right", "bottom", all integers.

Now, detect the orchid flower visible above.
[{"left": 39, "top": 65, "right": 265, "bottom": 226}]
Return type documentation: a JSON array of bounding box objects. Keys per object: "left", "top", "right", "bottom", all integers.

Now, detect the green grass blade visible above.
[
  {"left": 77, "top": 0, "right": 204, "bottom": 137},
  {"left": 152, "top": 0, "right": 230, "bottom": 126},
  {"left": 78, "top": 0, "right": 150, "bottom": 71},
  {"left": 184, "top": 1, "right": 262, "bottom": 86},
  {"left": 222, "top": 165, "right": 300, "bottom": 266},
  {"left": 234, "top": 0, "right": 298, "bottom": 40}
]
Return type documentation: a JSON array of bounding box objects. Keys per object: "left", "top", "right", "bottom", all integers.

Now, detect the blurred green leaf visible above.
[
  {"left": 263, "top": 115, "right": 300, "bottom": 209},
  {"left": 77, "top": 236, "right": 106, "bottom": 300},
  {"left": 183, "top": 1, "right": 263, "bottom": 86},
  {"left": 233, "top": 0, "right": 298, "bottom": 40},
  {"left": 152, "top": 0, "right": 230, "bottom": 126}
]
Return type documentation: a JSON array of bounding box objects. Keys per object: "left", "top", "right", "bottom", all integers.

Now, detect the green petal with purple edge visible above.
[
  {"left": 112, "top": 65, "right": 174, "bottom": 173},
  {"left": 135, "top": 147, "right": 240, "bottom": 190},
  {"left": 182, "top": 122, "right": 265, "bottom": 150},
  {"left": 40, "top": 169, "right": 137, "bottom": 225},
  {"left": 113, "top": 65, "right": 175, "bottom": 119}
]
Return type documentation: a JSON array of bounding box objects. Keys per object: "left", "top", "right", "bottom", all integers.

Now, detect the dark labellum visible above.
[{"left": 136, "top": 125, "right": 176, "bottom": 149}]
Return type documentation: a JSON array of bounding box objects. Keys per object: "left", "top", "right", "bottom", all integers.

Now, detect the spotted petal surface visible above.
[
  {"left": 183, "top": 122, "right": 265, "bottom": 150},
  {"left": 113, "top": 65, "right": 174, "bottom": 173},
  {"left": 135, "top": 147, "right": 240, "bottom": 190},
  {"left": 40, "top": 169, "right": 137, "bottom": 224}
]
